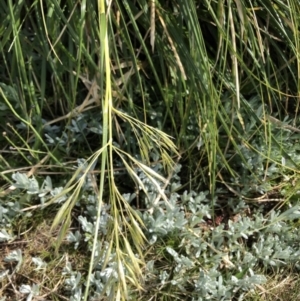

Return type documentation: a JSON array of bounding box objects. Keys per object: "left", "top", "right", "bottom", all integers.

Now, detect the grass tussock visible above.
[{"left": 1, "top": 0, "right": 300, "bottom": 300}]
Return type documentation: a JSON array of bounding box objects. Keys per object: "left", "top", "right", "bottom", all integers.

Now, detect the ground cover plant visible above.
[{"left": 1, "top": 0, "right": 300, "bottom": 300}]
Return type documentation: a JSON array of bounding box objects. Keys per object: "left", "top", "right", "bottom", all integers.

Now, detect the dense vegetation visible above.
[{"left": 1, "top": 0, "right": 300, "bottom": 300}]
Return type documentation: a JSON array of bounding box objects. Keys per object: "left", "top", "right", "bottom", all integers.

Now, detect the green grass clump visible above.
[{"left": 1, "top": 0, "right": 300, "bottom": 300}]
